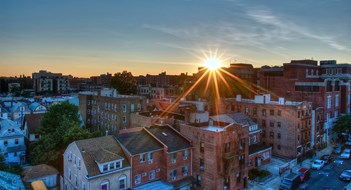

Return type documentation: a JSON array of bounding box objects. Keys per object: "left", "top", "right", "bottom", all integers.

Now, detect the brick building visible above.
[
  {"left": 79, "top": 89, "right": 146, "bottom": 134},
  {"left": 219, "top": 94, "right": 320, "bottom": 159},
  {"left": 210, "top": 113, "right": 272, "bottom": 169},
  {"left": 180, "top": 121, "right": 249, "bottom": 190},
  {"left": 116, "top": 125, "right": 193, "bottom": 189},
  {"left": 257, "top": 60, "right": 351, "bottom": 137}
]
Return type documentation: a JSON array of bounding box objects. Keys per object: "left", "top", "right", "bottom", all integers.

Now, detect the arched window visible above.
[
  {"left": 118, "top": 175, "right": 127, "bottom": 190},
  {"left": 101, "top": 179, "right": 109, "bottom": 190}
]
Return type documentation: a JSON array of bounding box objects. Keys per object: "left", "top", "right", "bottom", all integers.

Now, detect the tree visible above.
[
  {"left": 0, "top": 155, "right": 22, "bottom": 175},
  {"left": 333, "top": 114, "right": 351, "bottom": 135},
  {"left": 110, "top": 71, "right": 137, "bottom": 95},
  {"left": 30, "top": 102, "right": 98, "bottom": 169}
]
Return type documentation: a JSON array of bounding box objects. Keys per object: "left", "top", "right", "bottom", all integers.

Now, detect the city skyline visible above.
[{"left": 1, "top": 0, "right": 350, "bottom": 77}]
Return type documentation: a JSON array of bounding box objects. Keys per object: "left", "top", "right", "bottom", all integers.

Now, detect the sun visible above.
[{"left": 204, "top": 58, "right": 221, "bottom": 71}]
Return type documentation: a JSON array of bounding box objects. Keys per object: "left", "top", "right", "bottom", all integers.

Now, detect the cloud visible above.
[{"left": 246, "top": 8, "right": 348, "bottom": 51}]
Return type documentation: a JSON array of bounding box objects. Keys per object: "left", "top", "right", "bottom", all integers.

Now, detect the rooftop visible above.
[
  {"left": 22, "top": 164, "right": 59, "bottom": 182},
  {"left": 145, "top": 125, "right": 191, "bottom": 152},
  {"left": 116, "top": 130, "right": 163, "bottom": 155},
  {"left": 23, "top": 113, "right": 45, "bottom": 133},
  {"left": 139, "top": 111, "right": 184, "bottom": 121},
  {"left": 74, "top": 135, "right": 129, "bottom": 177}
]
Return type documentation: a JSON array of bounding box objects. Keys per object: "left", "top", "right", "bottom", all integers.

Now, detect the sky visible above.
[{"left": 0, "top": 0, "right": 350, "bottom": 77}]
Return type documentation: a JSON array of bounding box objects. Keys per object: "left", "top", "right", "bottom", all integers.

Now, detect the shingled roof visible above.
[
  {"left": 116, "top": 130, "right": 163, "bottom": 155},
  {"left": 23, "top": 113, "right": 44, "bottom": 133},
  {"left": 74, "top": 135, "right": 129, "bottom": 177},
  {"left": 145, "top": 125, "right": 191, "bottom": 153},
  {"left": 22, "top": 164, "right": 59, "bottom": 182}
]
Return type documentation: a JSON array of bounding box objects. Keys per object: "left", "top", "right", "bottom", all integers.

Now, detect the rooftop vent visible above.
[{"left": 162, "top": 132, "right": 168, "bottom": 137}]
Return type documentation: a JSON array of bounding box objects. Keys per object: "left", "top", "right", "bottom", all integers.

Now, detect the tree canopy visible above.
[
  {"left": 30, "top": 102, "right": 99, "bottom": 169},
  {"left": 110, "top": 71, "right": 137, "bottom": 95},
  {"left": 333, "top": 114, "right": 351, "bottom": 135},
  {"left": 0, "top": 155, "right": 22, "bottom": 175}
]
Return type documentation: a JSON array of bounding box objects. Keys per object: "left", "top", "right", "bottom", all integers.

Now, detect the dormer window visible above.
[
  {"left": 98, "top": 160, "right": 123, "bottom": 173},
  {"left": 103, "top": 164, "right": 108, "bottom": 172}
]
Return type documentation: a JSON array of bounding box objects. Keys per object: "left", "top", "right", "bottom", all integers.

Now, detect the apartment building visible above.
[
  {"left": 220, "top": 94, "right": 320, "bottom": 159},
  {"left": 32, "top": 70, "right": 70, "bottom": 95},
  {"left": 180, "top": 121, "right": 249, "bottom": 190},
  {"left": 257, "top": 60, "right": 351, "bottom": 135},
  {"left": 79, "top": 89, "right": 146, "bottom": 134}
]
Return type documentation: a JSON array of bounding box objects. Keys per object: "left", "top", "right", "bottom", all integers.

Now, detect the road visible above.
[{"left": 299, "top": 157, "right": 351, "bottom": 189}]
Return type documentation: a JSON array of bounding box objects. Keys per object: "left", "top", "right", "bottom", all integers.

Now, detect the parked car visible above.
[
  {"left": 333, "top": 145, "right": 343, "bottom": 154},
  {"left": 340, "top": 170, "right": 351, "bottom": 181},
  {"left": 346, "top": 142, "right": 351, "bottom": 147},
  {"left": 279, "top": 173, "right": 301, "bottom": 190},
  {"left": 334, "top": 158, "right": 344, "bottom": 165},
  {"left": 341, "top": 149, "right": 351, "bottom": 159},
  {"left": 320, "top": 154, "right": 334, "bottom": 165},
  {"left": 298, "top": 168, "right": 311, "bottom": 182},
  {"left": 312, "top": 159, "right": 325, "bottom": 170}
]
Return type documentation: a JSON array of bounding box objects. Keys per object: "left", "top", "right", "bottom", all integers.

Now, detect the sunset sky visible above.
[{"left": 0, "top": 0, "right": 350, "bottom": 77}]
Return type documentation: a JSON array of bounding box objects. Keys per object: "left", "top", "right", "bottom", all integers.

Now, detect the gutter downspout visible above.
[{"left": 130, "top": 155, "right": 133, "bottom": 189}]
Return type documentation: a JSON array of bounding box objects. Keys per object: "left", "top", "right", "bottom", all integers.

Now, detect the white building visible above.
[
  {"left": 0, "top": 118, "right": 26, "bottom": 164},
  {"left": 63, "top": 136, "right": 131, "bottom": 190}
]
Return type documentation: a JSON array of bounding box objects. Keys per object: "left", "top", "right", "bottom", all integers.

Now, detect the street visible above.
[{"left": 299, "top": 157, "right": 351, "bottom": 189}]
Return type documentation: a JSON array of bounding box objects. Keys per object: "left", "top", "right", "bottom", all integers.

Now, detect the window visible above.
[
  {"left": 270, "top": 132, "right": 274, "bottom": 138},
  {"left": 149, "top": 170, "right": 155, "bottom": 180},
  {"left": 277, "top": 133, "right": 281, "bottom": 139},
  {"left": 148, "top": 152, "right": 153, "bottom": 163},
  {"left": 270, "top": 109, "right": 274, "bottom": 116},
  {"left": 78, "top": 158, "right": 81, "bottom": 168},
  {"left": 200, "top": 142, "right": 204, "bottom": 153},
  {"left": 109, "top": 162, "right": 115, "bottom": 170},
  {"left": 122, "top": 116, "right": 127, "bottom": 123},
  {"left": 74, "top": 154, "right": 76, "bottom": 165},
  {"left": 170, "top": 169, "right": 177, "bottom": 180},
  {"left": 277, "top": 122, "right": 281, "bottom": 127},
  {"left": 262, "top": 130, "right": 266, "bottom": 138},
  {"left": 197, "top": 175, "right": 202, "bottom": 186},
  {"left": 116, "top": 161, "right": 121, "bottom": 168},
  {"left": 200, "top": 158, "right": 204, "bottom": 171},
  {"left": 82, "top": 182, "right": 86, "bottom": 190},
  {"left": 103, "top": 164, "right": 108, "bottom": 172},
  {"left": 327, "top": 96, "right": 331, "bottom": 109},
  {"left": 137, "top": 103, "right": 142, "bottom": 111},
  {"left": 135, "top": 174, "right": 141, "bottom": 184},
  {"left": 277, "top": 110, "right": 281, "bottom": 116},
  {"left": 140, "top": 154, "right": 146, "bottom": 163},
  {"left": 182, "top": 165, "right": 188, "bottom": 176},
  {"left": 335, "top": 95, "right": 339, "bottom": 107},
  {"left": 122, "top": 104, "right": 127, "bottom": 113},
  {"left": 131, "top": 104, "right": 135, "bottom": 112},
  {"left": 262, "top": 109, "right": 266, "bottom": 116},
  {"left": 225, "top": 142, "right": 230, "bottom": 153},
  {"left": 101, "top": 180, "right": 109, "bottom": 190},
  {"left": 74, "top": 175, "right": 77, "bottom": 186},
  {"left": 15, "top": 139, "right": 19, "bottom": 145},
  {"left": 171, "top": 153, "right": 177, "bottom": 163},
  {"left": 183, "top": 149, "right": 188, "bottom": 160},
  {"left": 253, "top": 107, "right": 257, "bottom": 115},
  {"left": 245, "top": 107, "right": 249, "bottom": 114},
  {"left": 4, "top": 140, "right": 8, "bottom": 146},
  {"left": 262, "top": 119, "right": 266, "bottom": 128},
  {"left": 270, "top": 121, "right": 274, "bottom": 128},
  {"left": 119, "top": 176, "right": 126, "bottom": 189},
  {"left": 68, "top": 169, "right": 71, "bottom": 180}
]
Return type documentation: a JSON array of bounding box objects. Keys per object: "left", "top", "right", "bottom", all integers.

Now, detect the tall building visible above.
[
  {"left": 219, "top": 94, "right": 321, "bottom": 159},
  {"left": 32, "top": 70, "right": 70, "bottom": 95},
  {"left": 179, "top": 121, "right": 249, "bottom": 190},
  {"left": 257, "top": 60, "right": 351, "bottom": 134},
  {"left": 79, "top": 89, "right": 146, "bottom": 134}
]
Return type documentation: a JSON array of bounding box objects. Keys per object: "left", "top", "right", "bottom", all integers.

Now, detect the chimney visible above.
[{"left": 184, "top": 108, "right": 191, "bottom": 123}]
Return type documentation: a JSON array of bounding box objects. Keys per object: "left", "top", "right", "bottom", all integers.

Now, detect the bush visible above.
[{"left": 248, "top": 168, "right": 271, "bottom": 180}]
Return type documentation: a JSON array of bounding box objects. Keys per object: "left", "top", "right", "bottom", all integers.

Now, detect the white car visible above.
[
  {"left": 340, "top": 170, "right": 351, "bottom": 181},
  {"left": 312, "top": 159, "right": 325, "bottom": 170},
  {"left": 341, "top": 149, "right": 351, "bottom": 159}
]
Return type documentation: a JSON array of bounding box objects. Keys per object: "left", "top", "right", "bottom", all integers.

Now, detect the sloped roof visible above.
[
  {"left": 145, "top": 125, "right": 191, "bottom": 153},
  {"left": 0, "top": 171, "right": 25, "bottom": 190},
  {"left": 74, "top": 135, "right": 129, "bottom": 177},
  {"left": 23, "top": 113, "right": 44, "bottom": 133},
  {"left": 227, "top": 113, "right": 256, "bottom": 126},
  {"left": 29, "top": 102, "right": 46, "bottom": 112},
  {"left": 116, "top": 130, "right": 163, "bottom": 155},
  {"left": 22, "top": 164, "right": 59, "bottom": 181}
]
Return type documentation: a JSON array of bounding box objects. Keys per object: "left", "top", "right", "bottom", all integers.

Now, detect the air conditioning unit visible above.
[
  {"left": 183, "top": 172, "right": 188, "bottom": 176},
  {"left": 156, "top": 168, "right": 160, "bottom": 172},
  {"left": 172, "top": 159, "right": 176, "bottom": 164},
  {"left": 172, "top": 176, "right": 176, "bottom": 180},
  {"left": 142, "top": 172, "right": 147, "bottom": 177},
  {"left": 183, "top": 156, "right": 187, "bottom": 160},
  {"left": 148, "top": 160, "right": 153, "bottom": 164}
]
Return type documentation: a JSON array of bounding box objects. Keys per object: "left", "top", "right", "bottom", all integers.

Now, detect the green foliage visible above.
[
  {"left": 333, "top": 114, "right": 351, "bottom": 135},
  {"left": 30, "top": 102, "right": 98, "bottom": 168},
  {"left": 110, "top": 71, "right": 137, "bottom": 95},
  {"left": 0, "top": 155, "right": 22, "bottom": 175},
  {"left": 248, "top": 168, "right": 271, "bottom": 180}
]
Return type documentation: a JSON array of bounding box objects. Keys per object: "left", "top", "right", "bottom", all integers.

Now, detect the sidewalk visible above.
[{"left": 247, "top": 145, "right": 334, "bottom": 190}]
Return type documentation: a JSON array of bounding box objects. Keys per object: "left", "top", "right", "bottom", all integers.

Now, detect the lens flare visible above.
[{"left": 204, "top": 58, "right": 221, "bottom": 71}]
